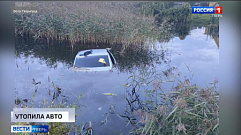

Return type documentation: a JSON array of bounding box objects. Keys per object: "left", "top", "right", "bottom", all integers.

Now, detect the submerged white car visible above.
[{"left": 73, "top": 49, "right": 116, "bottom": 71}]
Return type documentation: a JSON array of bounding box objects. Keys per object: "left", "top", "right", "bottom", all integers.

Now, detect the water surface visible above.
[{"left": 15, "top": 27, "right": 219, "bottom": 134}]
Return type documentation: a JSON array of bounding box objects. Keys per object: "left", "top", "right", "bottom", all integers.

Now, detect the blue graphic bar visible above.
[
  {"left": 31, "top": 125, "right": 49, "bottom": 133},
  {"left": 192, "top": 7, "right": 215, "bottom": 14}
]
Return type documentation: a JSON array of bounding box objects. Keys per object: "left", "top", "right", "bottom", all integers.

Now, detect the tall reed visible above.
[{"left": 122, "top": 66, "right": 219, "bottom": 135}]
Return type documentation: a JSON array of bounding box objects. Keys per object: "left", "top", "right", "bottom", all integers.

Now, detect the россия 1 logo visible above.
[{"left": 192, "top": 6, "right": 223, "bottom": 14}]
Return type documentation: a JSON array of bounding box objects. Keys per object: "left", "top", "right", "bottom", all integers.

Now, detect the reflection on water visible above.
[
  {"left": 15, "top": 27, "right": 218, "bottom": 74},
  {"left": 15, "top": 3, "right": 219, "bottom": 133},
  {"left": 205, "top": 25, "right": 219, "bottom": 48},
  {"left": 15, "top": 27, "right": 218, "bottom": 134}
]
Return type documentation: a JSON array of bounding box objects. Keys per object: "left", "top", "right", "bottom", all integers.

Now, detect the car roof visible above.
[{"left": 76, "top": 49, "right": 108, "bottom": 58}]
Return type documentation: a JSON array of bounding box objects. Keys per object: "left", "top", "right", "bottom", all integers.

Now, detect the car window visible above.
[{"left": 74, "top": 55, "right": 110, "bottom": 68}]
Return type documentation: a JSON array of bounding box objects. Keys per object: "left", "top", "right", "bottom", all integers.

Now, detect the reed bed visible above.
[
  {"left": 15, "top": 2, "right": 218, "bottom": 47},
  {"left": 122, "top": 66, "right": 219, "bottom": 135},
  {"left": 15, "top": 2, "right": 161, "bottom": 46}
]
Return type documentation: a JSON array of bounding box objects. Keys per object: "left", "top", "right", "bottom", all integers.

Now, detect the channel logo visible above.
[
  {"left": 11, "top": 125, "right": 49, "bottom": 133},
  {"left": 192, "top": 6, "right": 223, "bottom": 14},
  {"left": 11, "top": 125, "right": 31, "bottom": 132}
]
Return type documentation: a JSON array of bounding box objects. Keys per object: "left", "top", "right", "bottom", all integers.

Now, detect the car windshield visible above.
[{"left": 74, "top": 55, "right": 110, "bottom": 68}]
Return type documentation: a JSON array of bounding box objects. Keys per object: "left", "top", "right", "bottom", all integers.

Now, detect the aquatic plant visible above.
[
  {"left": 15, "top": 2, "right": 219, "bottom": 73},
  {"left": 14, "top": 2, "right": 201, "bottom": 47},
  {"left": 14, "top": 79, "right": 91, "bottom": 135},
  {"left": 122, "top": 67, "right": 219, "bottom": 135},
  {"left": 15, "top": 2, "right": 158, "bottom": 46},
  {"left": 15, "top": 1, "right": 219, "bottom": 49}
]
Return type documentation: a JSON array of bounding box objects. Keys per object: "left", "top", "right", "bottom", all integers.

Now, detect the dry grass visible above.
[
  {"left": 15, "top": 2, "right": 158, "bottom": 46},
  {"left": 123, "top": 67, "right": 219, "bottom": 135}
]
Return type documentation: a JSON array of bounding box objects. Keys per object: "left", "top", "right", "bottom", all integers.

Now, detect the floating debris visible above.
[
  {"left": 102, "top": 93, "right": 116, "bottom": 96},
  {"left": 122, "top": 84, "right": 130, "bottom": 87},
  {"left": 162, "top": 79, "right": 174, "bottom": 82},
  {"left": 142, "top": 83, "right": 147, "bottom": 86}
]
